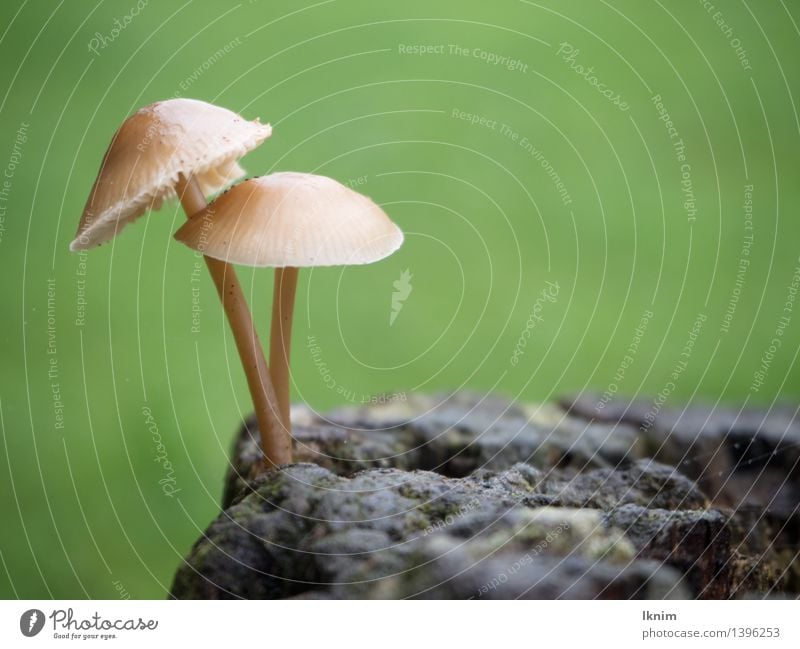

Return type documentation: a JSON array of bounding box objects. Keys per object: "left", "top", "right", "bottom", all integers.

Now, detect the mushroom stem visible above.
[
  {"left": 175, "top": 174, "right": 291, "bottom": 468},
  {"left": 269, "top": 266, "right": 299, "bottom": 432}
]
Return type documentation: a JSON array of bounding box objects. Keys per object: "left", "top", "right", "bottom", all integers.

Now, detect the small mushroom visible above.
[
  {"left": 70, "top": 98, "right": 290, "bottom": 468},
  {"left": 173, "top": 172, "right": 404, "bottom": 436}
]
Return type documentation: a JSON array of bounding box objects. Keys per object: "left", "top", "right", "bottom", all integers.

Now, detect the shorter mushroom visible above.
[{"left": 174, "top": 172, "right": 404, "bottom": 437}]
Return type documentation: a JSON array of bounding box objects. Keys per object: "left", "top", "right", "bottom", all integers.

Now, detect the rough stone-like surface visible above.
[
  {"left": 174, "top": 463, "right": 688, "bottom": 599},
  {"left": 562, "top": 393, "right": 800, "bottom": 597},
  {"left": 223, "top": 394, "right": 645, "bottom": 508},
  {"left": 172, "top": 392, "right": 799, "bottom": 599},
  {"left": 603, "top": 505, "right": 731, "bottom": 598}
]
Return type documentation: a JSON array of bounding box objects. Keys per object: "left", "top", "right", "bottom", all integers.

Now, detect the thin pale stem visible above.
[
  {"left": 269, "top": 266, "right": 299, "bottom": 433},
  {"left": 176, "top": 175, "right": 291, "bottom": 468}
]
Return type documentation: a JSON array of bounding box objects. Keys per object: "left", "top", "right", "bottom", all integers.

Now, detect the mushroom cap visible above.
[
  {"left": 70, "top": 98, "right": 272, "bottom": 251},
  {"left": 173, "top": 172, "right": 404, "bottom": 267}
]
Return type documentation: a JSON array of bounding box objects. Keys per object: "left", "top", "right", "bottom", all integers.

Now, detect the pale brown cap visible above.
[
  {"left": 70, "top": 98, "right": 272, "bottom": 251},
  {"left": 173, "top": 172, "right": 403, "bottom": 267}
]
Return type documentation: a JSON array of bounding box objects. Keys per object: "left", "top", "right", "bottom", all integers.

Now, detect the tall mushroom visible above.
[
  {"left": 173, "top": 172, "right": 404, "bottom": 436},
  {"left": 70, "top": 98, "right": 290, "bottom": 467}
]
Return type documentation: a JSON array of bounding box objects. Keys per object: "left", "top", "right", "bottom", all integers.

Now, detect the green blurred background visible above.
[{"left": 1, "top": 0, "right": 798, "bottom": 598}]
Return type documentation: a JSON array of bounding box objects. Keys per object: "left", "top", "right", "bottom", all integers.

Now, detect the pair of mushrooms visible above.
[{"left": 71, "top": 98, "right": 403, "bottom": 469}]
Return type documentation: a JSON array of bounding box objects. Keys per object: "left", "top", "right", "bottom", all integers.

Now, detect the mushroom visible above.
[
  {"left": 173, "top": 172, "right": 404, "bottom": 436},
  {"left": 69, "top": 98, "right": 290, "bottom": 467}
]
